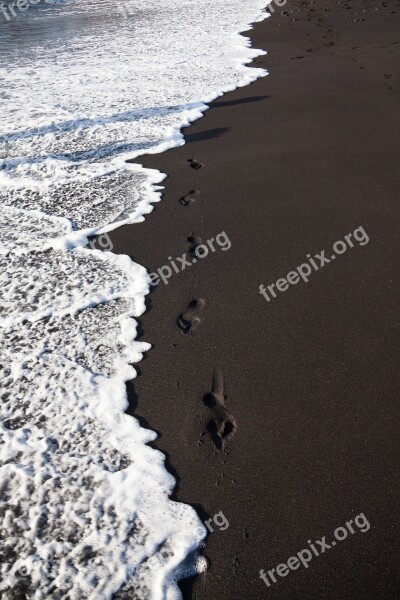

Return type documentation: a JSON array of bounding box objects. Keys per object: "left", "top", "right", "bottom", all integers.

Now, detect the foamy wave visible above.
[
  {"left": 0, "top": 0, "right": 269, "bottom": 596},
  {"left": 0, "top": 249, "right": 207, "bottom": 598}
]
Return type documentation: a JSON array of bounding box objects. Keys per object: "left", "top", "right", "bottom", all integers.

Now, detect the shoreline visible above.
[{"left": 111, "top": 1, "right": 400, "bottom": 598}]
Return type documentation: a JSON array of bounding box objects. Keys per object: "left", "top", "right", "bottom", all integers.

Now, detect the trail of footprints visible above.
[{"left": 174, "top": 159, "right": 236, "bottom": 449}]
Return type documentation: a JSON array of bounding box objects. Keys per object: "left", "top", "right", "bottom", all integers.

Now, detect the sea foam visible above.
[{"left": 0, "top": 0, "right": 269, "bottom": 597}]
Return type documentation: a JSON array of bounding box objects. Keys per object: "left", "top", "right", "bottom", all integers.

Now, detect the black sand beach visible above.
[{"left": 110, "top": 0, "right": 400, "bottom": 598}]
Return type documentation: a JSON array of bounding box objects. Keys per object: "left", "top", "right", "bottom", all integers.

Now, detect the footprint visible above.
[
  {"left": 233, "top": 556, "right": 240, "bottom": 576},
  {"left": 179, "top": 189, "right": 200, "bottom": 206},
  {"left": 187, "top": 233, "right": 203, "bottom": 257},
  {"left": 177, "top": 299, "right": 205, "bottom": 334},
  {"left": 187, "top": 158, "right": 203, "bottom": 170},
  {"left": 200, "top": 369, "right": 236, "bottom": 450}
]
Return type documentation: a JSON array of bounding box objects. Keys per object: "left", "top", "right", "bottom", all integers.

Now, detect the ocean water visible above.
[{"left": 0, "top": 1, "right": 268, "bottom": 597}]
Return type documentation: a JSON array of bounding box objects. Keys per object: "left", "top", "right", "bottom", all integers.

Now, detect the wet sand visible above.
[{"left": 110, "top": 0, "right": 400, "bottom": 597}]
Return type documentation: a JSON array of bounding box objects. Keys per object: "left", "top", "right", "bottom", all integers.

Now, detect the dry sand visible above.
[{"left": 110, "top": 0, "right": 400, "bottom": 597}]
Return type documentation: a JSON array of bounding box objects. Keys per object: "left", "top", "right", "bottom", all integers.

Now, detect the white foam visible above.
[{"left": 0, "top": 0, "right": 269, "bottom": 597}]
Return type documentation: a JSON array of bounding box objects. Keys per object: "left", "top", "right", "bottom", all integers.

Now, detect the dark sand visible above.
[{"left": 110, "top": 1, "right": 400, "bottom": 598}]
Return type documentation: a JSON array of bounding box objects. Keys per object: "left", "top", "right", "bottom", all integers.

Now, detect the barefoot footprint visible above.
[
  {"left": 187, "top": 158, "right": 203, "bottom": 170},
  {"left": 200, "top": 368, "right": 236, "bottom": 450},
  {"left": 179, "top": 189, "right": 200, "bottom": 206},
  {"left": 187, "top": 233, "right": 203, "bottom": 257},
  {"left": 177, "top": 298, "right": 205, "bottom": 334}
]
